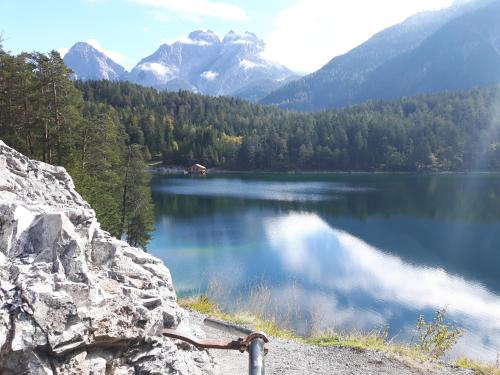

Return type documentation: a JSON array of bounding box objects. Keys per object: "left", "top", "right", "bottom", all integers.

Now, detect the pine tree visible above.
[
  {"left": 31, "top": 51, "right": 82, "bottom": 164},
  {"left": 67, "top": 103, "right": 126, "bottom": 237},
  {"left": 120, "top": 145, "right": 155, "bottom": 249}
]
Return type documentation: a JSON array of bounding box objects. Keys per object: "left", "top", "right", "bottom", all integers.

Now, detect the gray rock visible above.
[{"left": 0, "top": 141, "right": 214, "bottom": 374}]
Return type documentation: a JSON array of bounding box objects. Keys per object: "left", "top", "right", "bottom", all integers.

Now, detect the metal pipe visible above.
[
  {"left": 203, "top": 318, "right": 267, "bottom": 375},
  {"left": 248, "top": 337, "right": 266, "bottom": 375},
  {"left": 203, "top": 317, "right": 253, "bottom": 336}
]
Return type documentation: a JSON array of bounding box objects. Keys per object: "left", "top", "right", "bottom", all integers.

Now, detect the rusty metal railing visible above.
[{"left": 163, "top": 317, "right": 269, "bottom": 375}]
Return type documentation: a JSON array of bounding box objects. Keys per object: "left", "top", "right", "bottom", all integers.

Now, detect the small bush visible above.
[
  {"left": 415, "top": 309, "right": 462, "bottom": 359},
  {"left": 179, "top": 295, "right": 216, "bottom": 314}
]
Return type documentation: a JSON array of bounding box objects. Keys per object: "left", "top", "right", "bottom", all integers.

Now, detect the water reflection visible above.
[
  {"left": 150, "top": 174, "right": 500, "bottom": 362},
  {"left": 153, "top": 177, "right": 370, "bottom": 202},
  {"left": 266, "top": 213, "right": 500, "bottom": 360}
]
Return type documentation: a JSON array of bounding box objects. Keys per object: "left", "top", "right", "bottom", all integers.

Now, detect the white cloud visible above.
[
  {"left": 179, "top": 13, "right": 203, "bottom": 23},
  {"left": 138, "top": 62, "right": 171, "bottom": 76},
  {"left": 129, "top": 0, "right": 247, "bottom": 21},
  {"left": 266, "top": 212, "right": 500, "bottom": 318},
  {"left": 239, "top": 59, "right": 265, "bottom": 70},
  {"left": 263, "top": 0, "right": 454, "bottom": 73},
  {"left": 265, "top": 212, "right": 500, "bottom": 360},
  {"left": 85, "top": 39, "right": 127, "bottom": 65},
  {"left": 201, "top": 70, "right": 219, "bottom": 80},
  {"left": 149, "top": 11, "right": 171, "bottom": 23},
  {"left": 56, "top": 47, "right": 70, "bottom": 57}
]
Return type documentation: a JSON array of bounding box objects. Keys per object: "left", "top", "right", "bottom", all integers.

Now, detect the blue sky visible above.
[{"left": 1, "top": 0, "right": 456, "bottom": 73}]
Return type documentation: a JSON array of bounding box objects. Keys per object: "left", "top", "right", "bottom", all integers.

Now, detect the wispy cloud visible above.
[
  {"left": 149, "top": 11, "right": 171, "bottom": 23},
  {"left": 263, "top": 0, "right": 454, "bottom": 73},
  {"left": 129, "top": 0, "right": 247, "bottom": 21}
]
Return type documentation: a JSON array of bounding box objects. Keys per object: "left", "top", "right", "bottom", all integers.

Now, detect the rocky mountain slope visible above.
[
  {"left": 127, "top": 30, "right": 297, "bottom": 100},
  {"left": 63, "top": 31, "right": 298, "bottom": 101},
  {"left": 356, "top": 0, "right": 500, "bottom": 103},
  {"left": 0, "top": 141, "right": 213, "bottom": 374},
  {"left": 261, "top": 0, "right": 497, "bottom": 111},
  {"left": 64, "top": 42, "right": 126, "bottom": 81}
]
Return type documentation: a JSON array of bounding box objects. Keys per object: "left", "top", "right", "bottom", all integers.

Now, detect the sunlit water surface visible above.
[{"left": 149, "top": 173, "right": 500, "bottom": 361}]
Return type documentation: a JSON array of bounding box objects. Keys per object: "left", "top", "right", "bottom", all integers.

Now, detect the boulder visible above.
[{"left": 0, "top": 141, "right": 214, "bottom": 374}]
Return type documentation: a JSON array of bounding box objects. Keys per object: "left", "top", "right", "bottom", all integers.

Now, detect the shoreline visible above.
[
  {"left": 179, "top": 295, "right": 499, "bottom": 374},
  {"left": 182, "top": 304, "right": 490, "bottom": 375},
  {"left": 150, "top": 164, "right": 500, "bottom": 176}
]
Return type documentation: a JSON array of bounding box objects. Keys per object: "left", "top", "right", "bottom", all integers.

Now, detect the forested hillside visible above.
[
  {"left": 0, "top": 44, "right": 154, "bottom": 248},
  {"left": 261, "top": 0, "right": 500, "bottom": 111},
  {"left": 79, "top": 80, "right": 500, "bottom": 172}
]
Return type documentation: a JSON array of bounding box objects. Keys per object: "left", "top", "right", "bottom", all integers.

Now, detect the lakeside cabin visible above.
[{"left": 188, "top": 163, "right": 207, "bottom": 176}]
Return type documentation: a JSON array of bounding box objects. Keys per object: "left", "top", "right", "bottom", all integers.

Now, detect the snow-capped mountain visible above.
[
  {"left": 127, "top": 30, "right": 298, "bottom": 99},
  {"left": 63, "top": 42, "right": 126, "bottom": 81}
]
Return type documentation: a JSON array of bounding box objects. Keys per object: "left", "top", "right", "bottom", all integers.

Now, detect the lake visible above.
[{"left": 149, "top": 173, "right": 500, "bottom": 361}]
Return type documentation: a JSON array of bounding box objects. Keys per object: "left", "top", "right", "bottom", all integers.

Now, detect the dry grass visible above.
[
  {"left": 455, "top": 357, "right": 500, "bottom": 374},
  {"left": 180, "top": 293, "right": 500, "bottom": 374},
  {"left": 179, "top": 294, "right": 216, "bottom": 315},
  {"left": 179, "top": 294, "right": 425, "bottom": 355},
  {"left": 304, "top": 329, "right": 432, "bottom": 363},
  {"left": 179, "top": 295, "right": 295, "bottom": 339}
]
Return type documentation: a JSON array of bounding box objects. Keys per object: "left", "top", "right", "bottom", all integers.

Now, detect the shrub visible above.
[{"left": 415, "top": 309, "right": 462, "bottom": 359}]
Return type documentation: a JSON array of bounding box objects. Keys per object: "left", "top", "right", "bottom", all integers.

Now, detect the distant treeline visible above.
[
  {"left": 78, "top": 80, "right": 500, "bottom": 172},
  {"left": 0, "top": 45, "right": 154, "bottom": 248}
]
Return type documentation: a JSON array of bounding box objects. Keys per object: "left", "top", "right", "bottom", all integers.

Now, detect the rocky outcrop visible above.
[{"left": 0, "top": 140, "right": 214, "bottom": 374}]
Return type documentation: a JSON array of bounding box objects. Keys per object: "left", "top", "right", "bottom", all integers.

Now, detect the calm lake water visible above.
[{"left": 149, "top": 173, "right": 500, "bottom": 361}]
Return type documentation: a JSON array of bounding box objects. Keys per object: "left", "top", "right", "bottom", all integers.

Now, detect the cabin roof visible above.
[{"left": 192, "top": 163, "right": 207, "bottom": 169}]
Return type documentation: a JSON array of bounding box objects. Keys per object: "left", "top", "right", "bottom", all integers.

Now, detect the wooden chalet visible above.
[{"left": 188, "top": 163, "right": 207, "bottom": 176}]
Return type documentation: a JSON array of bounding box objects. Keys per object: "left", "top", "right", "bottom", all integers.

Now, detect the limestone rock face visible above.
[{"left": 0, "top": 141, "right": 214, "bottom": 374}]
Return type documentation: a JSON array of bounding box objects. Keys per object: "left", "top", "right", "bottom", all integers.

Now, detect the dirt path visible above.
[{"left": 183, "top": 311, "right": 473, "bottom": 375}]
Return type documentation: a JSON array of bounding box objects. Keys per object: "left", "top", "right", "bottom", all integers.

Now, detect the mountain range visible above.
[
  {"left": 63, "top": 0, "right": 500, "bottom": 111},
  {"left": 63, "top": 30, "right": 298, "bottom": 102},
  {"left": 261, "top": 0, "right": 500, "bottom": 111}
]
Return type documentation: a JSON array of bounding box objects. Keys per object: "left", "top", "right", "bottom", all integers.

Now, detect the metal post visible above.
[
  {"left": 164, "top": 318, "right": 268, "bottom": 375},
  {"left": 248, "top": 336, "right": 265, "bottom": 375},
  {"left": 204, "top": 318, "right": 267, "bottom": 375}
]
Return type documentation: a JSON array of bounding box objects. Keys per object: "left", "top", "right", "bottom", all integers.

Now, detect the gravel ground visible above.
[{"left": 182, "top": 311, "right": 474, "bottom": 375}]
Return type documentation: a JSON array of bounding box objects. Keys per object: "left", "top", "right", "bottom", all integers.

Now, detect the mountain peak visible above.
[
  {"left": 127, "top": 29, "right": 296, "bottom": 100},
  {"left": 67, "top": 30, "right": 297, "bottom": 101},
  {"left": 187, "top": 30, "right": 220, "bottom": 45},
  {"left": 71, "top": 41, "right": 93, "bottom": 50},
  {"left": 64, "top": 42, "right": 126, "bottom": 81},
  {"left": 67, "top": 41, "right": 106, "bottom": 57},
  {"left": 223, "top": 31, "right": 261, "bottom": 45}
]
